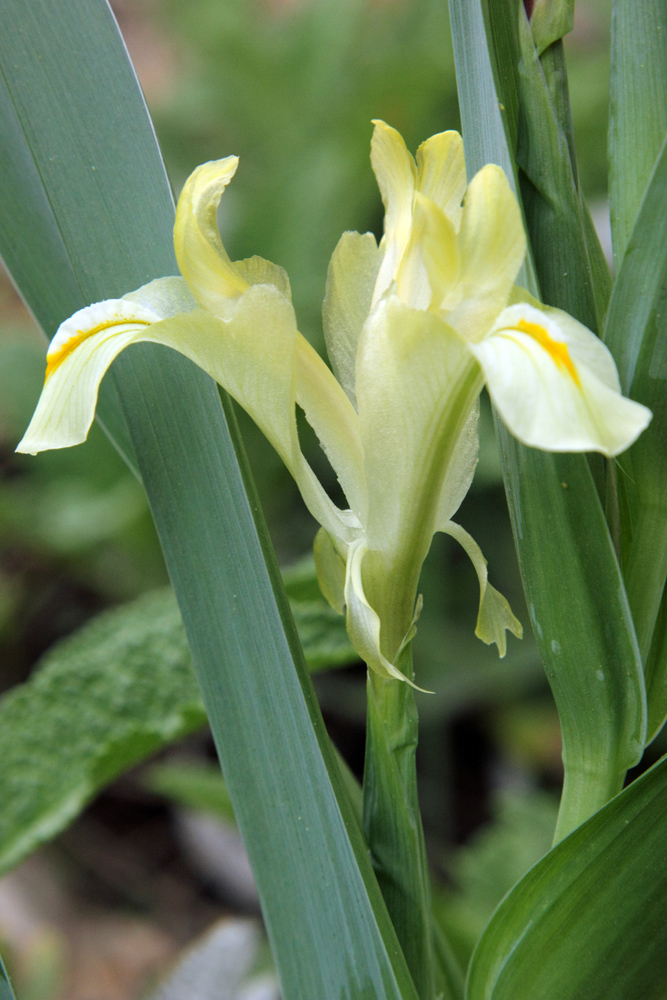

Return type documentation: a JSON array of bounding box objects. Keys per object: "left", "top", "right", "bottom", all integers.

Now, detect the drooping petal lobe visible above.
[
  {"left": 474, "top": 303, "right": 652, "bottom": 457},
  {"left": 441, "top": 521, "right": 523, "bottom": 657},
  {"left": 18, "top": 277, "right": 359, "bottom": 544},
  {"left": 17, "top": 297, "right": 170, "bottom": 455}
]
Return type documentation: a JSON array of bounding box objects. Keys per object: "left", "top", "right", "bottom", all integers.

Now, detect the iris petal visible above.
[{"left": 474, "top": 303, "right": 652, "bottom": 457}]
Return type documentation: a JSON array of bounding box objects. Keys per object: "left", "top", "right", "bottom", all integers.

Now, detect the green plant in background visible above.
[{"left": 1, "top": 0, "right": 667, "bottom": 998}]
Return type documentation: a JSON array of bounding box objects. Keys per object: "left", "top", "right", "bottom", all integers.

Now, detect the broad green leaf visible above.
[
  {"left": 0, "top": 3, "right": 418, "bottom": 997},
  {"left": 0, "top": 590, "right": 205, "bottom": 877},
  {"left": 0, "top": 572, "right": 357, "bottom": 878},
  {"left": 604, "top": 136, "right": 667, "bottom": 736},
  {"left": 467, "top": 752, "right": 667, "bottom": 1000},
  {"left": 609, "top": 0, "right": 667, "bottom": 269},
  {"left": 450, "top": 0, "right": 646, "bottom": 841}
]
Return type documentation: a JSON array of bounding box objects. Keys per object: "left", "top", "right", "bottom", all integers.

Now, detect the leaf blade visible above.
[
  {"left": 609, "top": 0, "right": 667, "bottom": 269},
  {"left": 0, "top": 3, "right": 418, "bottom": 996},
  {"left": 467, "top": 753, "right": 667, "bottom": 1000},
  {"left": 449, "top": 0, "right": 646, "bottom": 842}
]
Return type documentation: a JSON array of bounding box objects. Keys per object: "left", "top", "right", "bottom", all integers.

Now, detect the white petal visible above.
[
  {"left": 441, "top": 521, "right": 523, "bottom": 657},
  {"left": 474, "top": 303, "right": 652, "bottom": 457},
  {"left": 17, "top": 297, "right": 166, "bottom": 455}
]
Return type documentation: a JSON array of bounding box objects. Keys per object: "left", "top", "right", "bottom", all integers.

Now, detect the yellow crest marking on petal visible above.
[
  {"left": 45, "top": 319, "right": 152, "bottom": 380},
  {"left": 514, "top": 318, "right": 580, "bottom": 386}
]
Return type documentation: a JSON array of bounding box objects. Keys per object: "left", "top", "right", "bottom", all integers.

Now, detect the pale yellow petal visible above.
[
  {"left": 344, "top": 540, "right": 428, "bottom": 688},
  {"left": 322, "top": 230, "right": 381, "bottom": 407},
  {"left": 402, "top": 192, "right": 460, "bottom": 312},
  {"left": 295, "top": 335, "right": 366, "bottom": 522},
  {"left": 174, "top": 157, "right": 248, "bottom": 315},
  {"left": 19, "top": 279, "right": 357, "bottom": 543},
  {"left": 370, "top": 120, "right": 417, "bottom": 305},
  {"left": 234, "top": 255, "right": 292, "bottom": 300},
  {"left": 415, "top": 130, "right": 466, "bottom": 229},
  {"left": 474, "top": 303, "right": 652, "bottom": 457},
  {"left": 441, "top": 520, "right": 523, "bottom": 657},
  {"left": 313, "top": 527, "right": 346, "bottom": 614},
  {"left": 434, "top": 399, "right": 479, "bottom": 527},
  {"left": 355, "top": 295, "right": 482, "bottom": 558},
  {"left": 443, "top": 164, "right": 526, "bottom": 340}
]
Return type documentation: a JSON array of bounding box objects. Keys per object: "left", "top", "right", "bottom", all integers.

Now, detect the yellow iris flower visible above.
[{"left": 17, "top": 122, "right": 651, "bottom": 686}]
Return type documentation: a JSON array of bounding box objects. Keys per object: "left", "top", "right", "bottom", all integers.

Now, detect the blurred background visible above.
[{"left": 0, "top": 0, "right": 650, "bottom": 996}]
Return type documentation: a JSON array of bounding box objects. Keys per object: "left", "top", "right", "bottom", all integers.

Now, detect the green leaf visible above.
[
  {"left": 0, "top": 565, "right": 357, "bottom": 877},
  {"left": 609, "top": 0, "right": 667, "bottom": 269},
  {"left": 604, "top": 136, "right": 667, "bottom": 736},
  {"left": 466, "top": 752, "right": 667, "bottom": 1000},
  {"left": 0, "top": 591, "right": 205, "bottom": 877},
  {"left": 450, "top": 0, "right": 646, "bottom": 841},
  {"left": 0, "top": 2, "right": 418, "bottom": 996}
]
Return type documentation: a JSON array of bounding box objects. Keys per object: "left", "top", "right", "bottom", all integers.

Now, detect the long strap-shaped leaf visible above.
[
  {"left": 609, "top": 0, "right": 667, "bottom": 270},
  {"left": 605, "top": 1, "right": 667, "bottom": 735},
  {"left": 466, "top": 751, "right": 667, "bottom": 1000},
  {"left": 0, "top": 3, "right": 418, "bottom": 997},
  {"left": 449, "top": 0, "right": 646, "bottom": 842},
  {"left": 604, "top": 137, "right": 667, "bottom": 735}
]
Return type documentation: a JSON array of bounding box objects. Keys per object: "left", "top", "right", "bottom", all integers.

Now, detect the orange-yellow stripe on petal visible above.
[
  {"left": 513, "top": 317, "right": 580, "bottom": 386},
  {"left": 45, "top": 318, "right": 152, "bottom": 380}
]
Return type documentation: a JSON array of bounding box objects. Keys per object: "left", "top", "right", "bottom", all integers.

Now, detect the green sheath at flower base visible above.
[{"left": 18, "top": 122, "right": 651, "bottom": 689}]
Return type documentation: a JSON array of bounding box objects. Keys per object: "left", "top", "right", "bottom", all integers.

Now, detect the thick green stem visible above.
[
  {"left": 363, "top": 648, "right": 435, "bottom": 1000},
  {"left": 553, "top": 764, "right": 625, "bottom": 845}
]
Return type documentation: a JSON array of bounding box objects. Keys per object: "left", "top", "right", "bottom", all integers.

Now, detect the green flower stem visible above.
[
  {"left": 553, "top": 762, "right": 625, "bottom": 845},
  {"left": 363, "top": 647, "right": 435, "bottom": 1000}
]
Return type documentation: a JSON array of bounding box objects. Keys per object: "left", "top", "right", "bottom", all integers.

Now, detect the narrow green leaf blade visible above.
[
  {"left": 450, "top": 0, "right": 646, "bottom": 841},
  {"left": 0, "top": 3, "right": 418, "bottom": 996},
  {"left": 604, "top": 136, "right": 667, "bottom": 734},
  {"left": 467, "top": 753, "right": 667, "bottom": 1000},
  {"left": 609, "top": 0, "right": 667, "bottom": 269}
]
